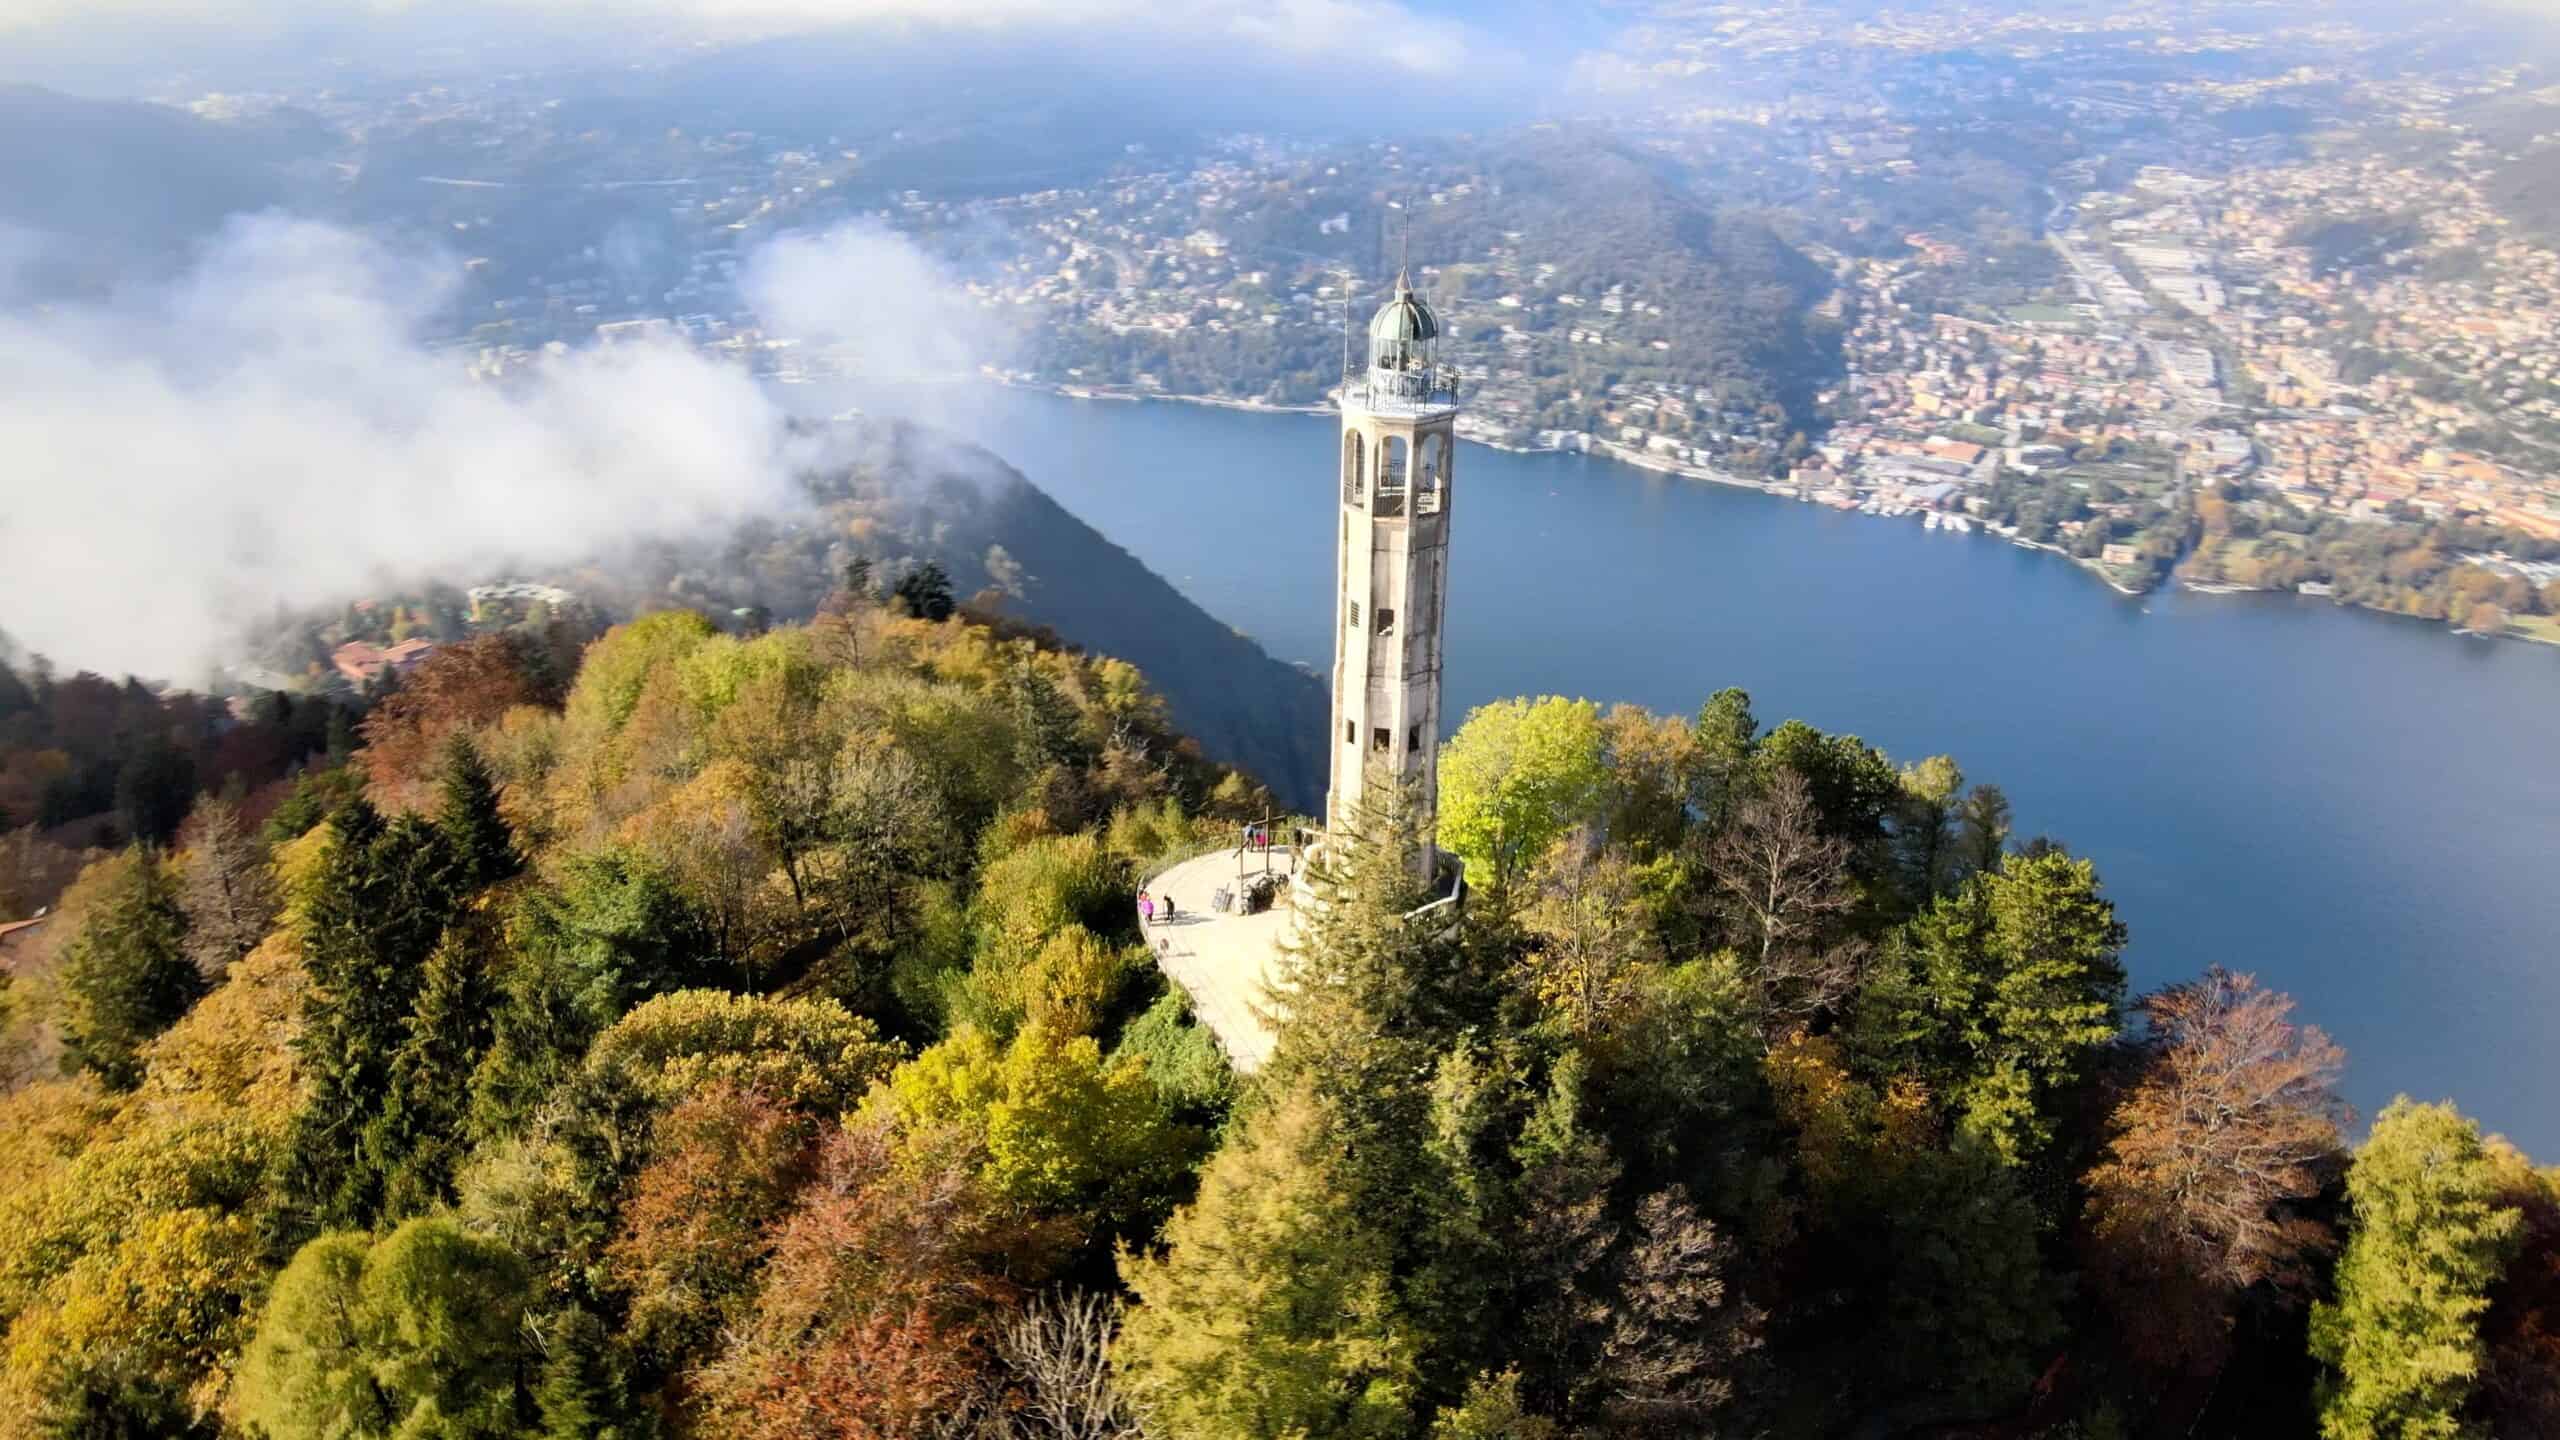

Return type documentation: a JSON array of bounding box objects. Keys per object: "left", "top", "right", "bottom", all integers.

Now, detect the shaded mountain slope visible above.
[
  {"left": 893, "top": 456, "right": 1330, "bottom": 814},
  {"left": 566, "top": 420, "right": 1328, "bottom": 811}
]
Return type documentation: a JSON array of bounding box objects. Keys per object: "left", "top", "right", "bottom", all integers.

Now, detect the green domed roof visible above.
[{"left": 1368, "top": 271, "right": 1440, "bottom": 345}]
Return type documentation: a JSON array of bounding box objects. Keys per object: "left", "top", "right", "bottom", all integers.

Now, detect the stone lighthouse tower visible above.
[{"left": 1327, "top": 271, "right": 1459, "bottom": 876}]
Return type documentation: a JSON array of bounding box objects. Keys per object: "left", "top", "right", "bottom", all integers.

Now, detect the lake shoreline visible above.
[{"left": 1009, "top": 380, "right": 2560, "bottom": 650}]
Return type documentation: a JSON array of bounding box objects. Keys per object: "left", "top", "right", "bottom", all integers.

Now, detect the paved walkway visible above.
[{"left": 1141, "top": 848, "right": 1304, "bottom": 1074}]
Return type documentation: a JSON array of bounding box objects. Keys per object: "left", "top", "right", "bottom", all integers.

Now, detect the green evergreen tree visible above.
[
  {"left": 1116, "top": 1082, "right": 1419, "bottom": 1440},
  {"left": 1888, "top": 755, "right": 1964, "bottom": 909},
  {"left": 1754, "top": 719, "right": 1901, "bottom": 849},
  {"left": 1502, "top": 1061, "right": 1621, "bottom": 1418},
  {"left": 893, "top": 559, "right": 957, "bottom": 621},
  {"left": 1004, "top": 655, "right": 1093, "bottom": 774},
  {"left": 0, "top": 657, "right": 32, "bottom": 721},
  {"left": 325, "top": 705, "right": 358, "bottom": 767},
  {"left": 531, "top": 1304, "right": 649, "bottom": 1440},
  {"left": 114, "top": 736, "right": 197, "bottom": 848},
  {"left": 269, "top": 801, "right": 459, "bottom": 1240},
  {"left": 466, "top": 851, "right": 712, "bottom": 1142},
  {"left": 58, "top": 847, "right": 202, "bottom": 1088},
  {"left": 841, "top": 553, "right": 875, "bottom": 601},
  {"left": 1951, "top": 784, "right": 2012, "bottom": 881},
  {"left": 264, "top": 764, "right": 364, "bottom": 844},
  {"left": 1850, "top": 849, "right": 2126, "bottom": 1165},
  {"left": 2311, "top": 1099, "right": 2524, "bottom": 1440},
  {"left": 1871, "top": 1134, "right": 2062, "bottom": 1413},
  {"left": 1690, "top": 688, "right": 1760, "bottom": 830},
  {"left": 1260, "top": 784, "right": 1519, "bottom": 1408},
  {"left": 435, "top": 736, "right": 519, "bottom": 893},
  {"left": 371, "top": 929, "right": 495, "bottom": 1220},
  {"left": 1271, "top": 781, "right": 1494, "bottom": 1088},
  {"left": 1267, "top": 783, "right": 1492, "bottom": 1249}
]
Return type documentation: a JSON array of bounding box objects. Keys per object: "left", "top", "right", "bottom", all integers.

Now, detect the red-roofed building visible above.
[
  {"left": 0, "top": 915, "right": 49, "bottom": 974},
  {"left": 332, "top": 638, "right": 438, "bottom": 686}
]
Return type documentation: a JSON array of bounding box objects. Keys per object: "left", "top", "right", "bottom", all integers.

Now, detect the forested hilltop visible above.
[
  {"left": 571, "top": 424, "right": 1331, "bottom": 812},
  {"left": 0, "top": 593, "right": 2552, "bottom": 1440}
]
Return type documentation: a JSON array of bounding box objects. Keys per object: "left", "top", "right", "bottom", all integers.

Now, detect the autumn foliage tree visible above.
[
  {"left": 696, "top": 1119, "right": 1031, "bottom": 1440},
  {"left": 607, "top": 1080, "right": 818, "bottom": 1370},
  {"left": 2083, "top": 968, "right": 2349, "bottom": 1380},
  {"left": 0, "top": 1206, "right": 264, "bottom": 1437},
  {"left": 1517, "top": 827, "right": 1658, "bottom": 1038},
  {"left": 1763, "top": 1028, "right": 2062, "bottom": 1414},
  {"left": 2479, "top": 1144, "right": 2560, "bottom": 1439},
  {"left": 358, "top": 636, "right": 548, "bottom": 809},
  {"left": 864, "top": 1020, "right": 1202, "bottom": 1251},
  {"left": 1592, "top": 1187, "right": 1763, "bottom": 1434},
  {"left": 992, "top": 1291, "right": 1147, "bottom": 1440}
]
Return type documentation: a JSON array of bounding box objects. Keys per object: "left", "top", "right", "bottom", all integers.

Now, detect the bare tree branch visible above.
[
  {"left": 1699, "top": 770, "right": 1861, "bottom": 1028},
  {"left": 993, "top": 1291, "right": 1146, "bottom": 1440}
]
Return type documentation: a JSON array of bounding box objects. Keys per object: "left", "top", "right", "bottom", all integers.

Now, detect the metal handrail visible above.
[{"left": 1342, "top": 360, "right": 1462, "bottom": 411}]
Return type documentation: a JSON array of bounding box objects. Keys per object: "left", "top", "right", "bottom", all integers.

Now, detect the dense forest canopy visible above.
[{"left": 0, "top": 592, "right": 2550, "bottom": 1440}]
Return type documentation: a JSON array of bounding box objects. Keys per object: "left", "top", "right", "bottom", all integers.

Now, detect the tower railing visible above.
[{"left": 1343, "top": 360, "right": 1462, "bottom": 413}]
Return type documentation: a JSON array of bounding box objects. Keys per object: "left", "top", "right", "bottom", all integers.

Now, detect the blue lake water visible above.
[{"left": 833, "top": 383, "right": 2560, "bottom": 1154}]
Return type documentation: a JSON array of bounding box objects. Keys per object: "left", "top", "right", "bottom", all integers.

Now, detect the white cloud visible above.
[
  {"left": 0, "top": 0, "right": 1480, "bottom": 73},
  {"left": 741, "top": 222, "right": 994, "bottom": 378},
  {"left": 0, "top": 213, "right": 982, "bottom": 680}
]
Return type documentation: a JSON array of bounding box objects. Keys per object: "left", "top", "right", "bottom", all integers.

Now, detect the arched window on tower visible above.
[
  {"left": 1378, "top": 435, "right": 1409, "bottom": 517},
  {"left": 1343, "top": 432, "right": 1365, "bottom": 505},
  {"left": 1417, "top": 434, "right": 1447, "bottom": 515}
]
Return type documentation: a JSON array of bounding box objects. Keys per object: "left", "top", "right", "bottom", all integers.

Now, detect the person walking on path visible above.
[
  {"left": 1138, "top": 890, "right": 1156, "bottom": 926},
  {"left": 1160, "top": 892, "right": 1177, "bottom": 923}
]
